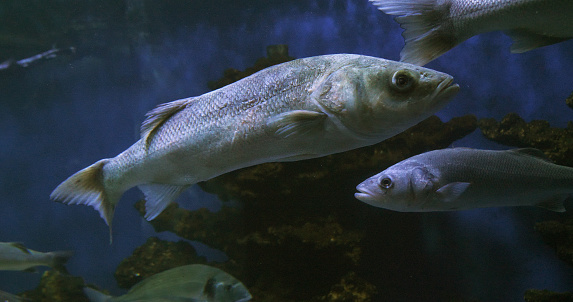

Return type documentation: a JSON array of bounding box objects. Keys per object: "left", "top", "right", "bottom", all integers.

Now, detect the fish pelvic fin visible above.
[
  {"left": 49, "top": 250, "right": 74, "bottom": 274},
  {"left": 138, "top": 183, "right": 190, "bottom": 221},
  {"left": 50, "top": 159, "right": 117, "bottom": 243},
  {"left": 141, "top": 98, "right": 192, "bottom": 149},
  {"left": 369, "top": 0, "right": 457, "bottom": 65}
]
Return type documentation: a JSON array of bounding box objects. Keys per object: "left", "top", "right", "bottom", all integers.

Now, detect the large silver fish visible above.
[
  {"left": 355, "top": 148, "right": 572, "bottom": 212},
  {"left": 83, "top": 264, "right": 251, "bottom": 302},
  {"left": 370, "top": 0, "right": 573, "bottom": 65},
  {"left": 51, "top": 54, "right": 459, "bottom": 237},
  {"left": 0, "top": 242, "right": 73, "bottom": 273}
]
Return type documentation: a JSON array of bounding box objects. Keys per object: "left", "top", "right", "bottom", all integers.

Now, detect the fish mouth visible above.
[
  {"left": 432, "top": 76, "right": 460, "bottom": 101},
  {"left": 354, "top": 183, "right": 380, "bottom": 207}
]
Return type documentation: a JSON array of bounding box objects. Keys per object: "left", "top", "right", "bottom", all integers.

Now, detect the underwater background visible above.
[{"left": 1, "top": 1, "right": 572, "bottom": 301}]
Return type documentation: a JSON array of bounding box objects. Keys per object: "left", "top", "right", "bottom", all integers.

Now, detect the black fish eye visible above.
[
  {"left": 391, "top": 70, "right": 416, "bottom": 91},
  {"left": 379, "top": 177, "right": 392, "bottom": 189}
]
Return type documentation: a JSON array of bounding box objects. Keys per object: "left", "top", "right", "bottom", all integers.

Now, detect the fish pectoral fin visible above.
[
  {"left": 138, "top": 184, "right": 190, "bottom": 221},
  {"left": 266, "top": 110, "right": 327, "bottom": 138},
  {"left": 141, "top": 98, "right": 194, "bottom": 148},
  {"left": 536, "top": 195, "right": 567, "bottom": 212},
  {"left": 435, "top": 182, "right": 470, "bottom": 203},
  {"left": 506, "top": 29, "right": 569, "bottom": 53}
]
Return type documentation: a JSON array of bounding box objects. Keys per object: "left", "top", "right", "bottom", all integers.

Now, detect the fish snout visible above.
[
  {"left": 355, "top": 181, "right": 381, "bottom": 207},
  {"left": 433, "top": 76, "right": 460, "bottom": 101}
]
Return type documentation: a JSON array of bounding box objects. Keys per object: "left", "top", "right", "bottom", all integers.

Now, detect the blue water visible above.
[{"left": 1, "top": 1, "right": 572, "bottom": 300}]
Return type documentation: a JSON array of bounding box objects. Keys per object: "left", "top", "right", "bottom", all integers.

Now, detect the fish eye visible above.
[
  {"left": 391, "top": 70, "right": 416, "bottom": 92},
  {"left": 378, "top": 177, "right": 393, "bottom": 189}
]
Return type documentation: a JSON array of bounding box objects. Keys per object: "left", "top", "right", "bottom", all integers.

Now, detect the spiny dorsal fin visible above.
[
  {"left": 509, "top": 148, "right": 551, "bottom": 162},
  {"left": 141, "top": 98, "right": 192, "bottom": 148}
]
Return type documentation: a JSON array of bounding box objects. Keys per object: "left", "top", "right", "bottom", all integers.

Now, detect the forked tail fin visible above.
[
  {"left": 369, "top": 0, "right": 457, "bottom": 65},
  {"left": 50, "top": 159, "right": 117, "bottom": 243}
]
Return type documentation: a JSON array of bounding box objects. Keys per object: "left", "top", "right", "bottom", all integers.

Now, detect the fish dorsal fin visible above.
[
  {"left": 9, "top": 242, "right": 31, "bottom": 254},
  {"left": 509, "top": 148, "right": 551, "bottom": 162},
  {"left": 505, "top": 29, "right": 569, "bottom": 53},
  {"left": 435, "top": 182, "right": 470, "bottom": 203},
  {"left": 266, "top": 110, "right": 327, "bottom": 138},
  {"left": 141, "top": 98, "right": 192, "bottom": 148}
]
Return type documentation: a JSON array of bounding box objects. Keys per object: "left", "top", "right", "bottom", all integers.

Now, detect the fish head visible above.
[
  {"left": 203, "top": 273, "right": 252, "bottom": 302},
  {"left": 355, "top": 161, "right": 436, "bottom": 211},
  {"left": 314, "top": 57, "right": 459, "bottom": 140}
]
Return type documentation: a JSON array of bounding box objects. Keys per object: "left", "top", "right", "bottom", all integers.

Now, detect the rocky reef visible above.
[
  {"left": 20, "top": 271, "right": 88, "bottom": 302},
  {"left": 566, "top": 92, "right": 573, "bottom": 110},
  {"left": 479, "top": 113, "right": 573, "bottom": 167}
]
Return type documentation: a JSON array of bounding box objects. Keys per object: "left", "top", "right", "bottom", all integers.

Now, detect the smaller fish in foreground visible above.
[
  {"left": 83, "top": 264, "right": 251, "bottom": 302},
  {"left": 370, "top": 0, "right": 573, "bottom": 65},
  {"left": 355, "top": 148, "right": 572, "bottom": 212},
  {"left": 0, "top": 242, "right": 73, "bottom": 273}
]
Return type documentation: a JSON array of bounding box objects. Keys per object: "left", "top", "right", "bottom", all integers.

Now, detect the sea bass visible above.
[
  {"left": 51, "top": 54, "right": 459, "bottom": 237},
  {"left": 355, "top": 148, "right": 572, "bottom": 212},
  {"left": 370, "top": 0, "right": 573, "bottom": 65},
  {"left": 83, "top": 264, "right": 251, "bottom": 302},
  {"left": 0, "top": 242, "right": 73, "bottom": 273}
]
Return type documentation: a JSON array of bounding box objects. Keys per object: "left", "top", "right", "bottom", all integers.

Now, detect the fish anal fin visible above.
[
  {"left": 435, "top": 182, "right": 470, "bottom": 203},
  {"left": 536, "top": 195, "right": 567, "bottom": 212},
  {"left": 506, "top": 29, "right": 569, "bottom": 53},
  {"left": 141, "top": 98, "right": 192, "bottom": 148},
  {"left": 266, "top": 110, "right": 327, "bottom": 138},
  {"left": 138, "top": 184, "right": 190, "bottom": 221}
]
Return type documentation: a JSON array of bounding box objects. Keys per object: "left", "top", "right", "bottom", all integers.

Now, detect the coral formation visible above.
[
  {"left": 567, "top": 92, "right": 573, "bottom": 110},
  {"left": 479, "top": 113, "right": 573, "bottom": 167}
]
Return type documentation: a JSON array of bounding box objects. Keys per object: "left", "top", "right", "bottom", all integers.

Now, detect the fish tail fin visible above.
[
  {"left": 138, "top": 184, "right": 189, "bottom": 221},
  {"left": 49, "top": 250, "right": 74, "bottom": 274},
  {"left": 370, "top": 0, "right": 457, "bottom": 65},
  {"left": 50, "top": 159, "right": 118, "bottom": 243},
  {"left": 83, "top": 287, "right": 113, "bottom": 302}
]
